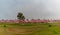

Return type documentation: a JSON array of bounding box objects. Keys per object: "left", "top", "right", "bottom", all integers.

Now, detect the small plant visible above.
[
  {"left": 49, "top": 25, "right": 52, "bottom": 27},
  {"left": 4, "top": 25, "right": 6, "bottom": 27},
  {"left": 41, "top": 22, "right": 44, "bottom": 23}
]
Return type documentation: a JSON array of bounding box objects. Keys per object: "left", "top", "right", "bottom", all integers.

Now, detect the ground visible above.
[{"left": 0, "top": 22, "right": 60, "bottom": 35}]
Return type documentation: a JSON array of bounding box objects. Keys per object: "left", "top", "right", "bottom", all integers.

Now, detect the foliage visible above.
[
  {"left": 49, "top": 25, "right": 52, "bottom": 27},
  {"left": 17, "top": 12, "right": 25, "bottom": 20},
  {"left": 4, "top": 25, "right": 6, "bottom": 27}
]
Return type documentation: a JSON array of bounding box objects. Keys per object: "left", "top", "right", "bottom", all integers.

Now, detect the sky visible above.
[{"left": 0, "top": 0, "right": 60, "bottom": 20}]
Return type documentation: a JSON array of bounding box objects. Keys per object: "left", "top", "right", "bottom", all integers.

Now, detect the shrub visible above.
[
  {"left": 4, "top": 25, "right": 6, "bottom": 27},
  {"left": 49, "top": 25, "right": 52, "bottom": 27}
]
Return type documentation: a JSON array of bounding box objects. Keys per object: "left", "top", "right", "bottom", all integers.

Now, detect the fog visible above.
[{"left": 0, "top": 0, "right": 60, "bottom": 20}]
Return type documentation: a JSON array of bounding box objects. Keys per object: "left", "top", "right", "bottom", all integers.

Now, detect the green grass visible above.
[{"left": 0, "top": 22, "right": 60, "bottom": 35}]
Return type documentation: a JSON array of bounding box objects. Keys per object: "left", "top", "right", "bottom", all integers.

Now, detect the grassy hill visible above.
[{"left": 0, "top": 22, "right": 60, "bottom": 35}]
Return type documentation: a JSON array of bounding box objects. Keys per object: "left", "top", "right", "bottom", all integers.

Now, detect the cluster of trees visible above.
[{"left": 17, "top": 12, "right": 25, "bottom": 20}]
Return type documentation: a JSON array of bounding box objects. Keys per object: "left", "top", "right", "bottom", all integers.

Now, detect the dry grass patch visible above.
[{"left": 6, "top": 28, "right": 34, "bottom": 34}]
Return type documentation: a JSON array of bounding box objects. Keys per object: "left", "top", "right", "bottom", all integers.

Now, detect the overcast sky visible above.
[{"left": 0, "top": 0, "right": 60, "bottom": 20}]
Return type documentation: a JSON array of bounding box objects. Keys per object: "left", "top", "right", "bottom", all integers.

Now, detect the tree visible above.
[{"left": 17, "top": 12, "right": 25, "bottom": 20}]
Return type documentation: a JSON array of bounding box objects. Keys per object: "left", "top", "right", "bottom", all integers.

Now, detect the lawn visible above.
[{"left": 0, "top": 22, "right": 60, "bottom": 35}]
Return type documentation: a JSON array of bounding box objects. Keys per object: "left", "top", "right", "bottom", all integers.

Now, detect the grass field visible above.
[{"left": 0, "top": 22, "right": 60, "bottom": 35}]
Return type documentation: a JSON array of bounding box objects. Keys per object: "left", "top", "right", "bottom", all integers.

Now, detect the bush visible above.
[
  {"left": 41, "top": 22, "right": 44, "bottom": 23},
  {"left": 4, "top": 25, "right": 6, "bottom": 27},
  {"left": 49, "top": 25, "right": 52, "bottom": 27}
]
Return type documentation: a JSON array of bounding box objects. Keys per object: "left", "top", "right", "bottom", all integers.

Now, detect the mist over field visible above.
[{"left": 0, "top": 0, "right": 60, "bottom": 20}]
